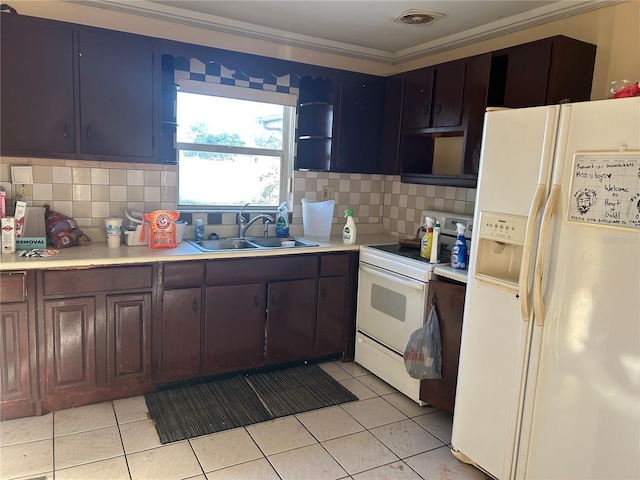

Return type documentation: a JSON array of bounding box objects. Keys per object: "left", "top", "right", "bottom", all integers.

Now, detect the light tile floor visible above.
[{"left": 0, "top": 361, "right": 489, "bottom": 480}]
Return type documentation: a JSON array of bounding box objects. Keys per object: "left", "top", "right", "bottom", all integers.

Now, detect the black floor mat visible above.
[
  {"left": 145, "top": 363, "right": 358, "bottom": 443},
  {"left": 247, "top": 364, "right": 358, "bottom": 417}
]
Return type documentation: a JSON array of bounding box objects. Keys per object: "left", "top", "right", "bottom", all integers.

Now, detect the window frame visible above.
[{"left": 175, "top": 79, "right": 296, "bottom": 211}]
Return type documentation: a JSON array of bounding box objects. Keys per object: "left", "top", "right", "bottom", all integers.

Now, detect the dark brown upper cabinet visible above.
[
  {"left": 295, "top": 76, "right": 336, "bottom": 171},
  {"left": 487, "top": 35, "right": 597, "bottom": 108},
  {"left": 399, "top": 55, "right": 490, "bottom": 187},
  {"left": 402, "top": 60, "right": 466, "bottom": 131},
  {"left": 1, "top": 14, "right": 75, "bottom": 156},
  {"left": 333, "top": 72, "right": 385, "bottom": 173},
  {"left": 0, "top": 13, "right": 155, "bottom": 163},
  {"left": 77, "top": 28, "right": 154, "bottom": 158}
]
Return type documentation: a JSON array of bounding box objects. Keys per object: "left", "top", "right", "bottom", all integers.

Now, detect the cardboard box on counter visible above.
[{"left": 16, "top": 206, "right": 46, "bottom": 250}]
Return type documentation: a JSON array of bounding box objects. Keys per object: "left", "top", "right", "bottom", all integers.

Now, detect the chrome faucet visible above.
[{"left": 238, "top": 203, "right": 275, "bottom": 238}]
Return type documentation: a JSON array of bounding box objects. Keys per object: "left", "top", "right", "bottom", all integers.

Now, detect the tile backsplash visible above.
[{"left": 0, "top": 156, "right": 476, "bottom": 238}]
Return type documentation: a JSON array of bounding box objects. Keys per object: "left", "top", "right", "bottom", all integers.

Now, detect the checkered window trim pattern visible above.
[{"left": 174, "top": 57, "right": 300, "bottom": 96}]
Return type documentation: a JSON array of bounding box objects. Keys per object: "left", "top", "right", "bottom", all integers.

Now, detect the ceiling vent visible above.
[{"left": 392, "top": 9, "right": 444, "bottom": 26}]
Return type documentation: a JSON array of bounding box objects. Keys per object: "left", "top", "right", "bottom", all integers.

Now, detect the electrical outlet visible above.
[
  {"left": 321, "top": 186, "right": 335, "bottom": 200},
  {"left": 13, "top": 184, "right": 32, "bottom": 197}
]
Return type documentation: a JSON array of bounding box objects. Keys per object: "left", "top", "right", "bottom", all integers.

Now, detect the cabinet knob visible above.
[
  {"left": 192, "top": 298, "right": 198, "bottom": 313},
  {"left": 321, "top": 287, "right": 327, "bottom": 298},
  {"left": 434, "top": 104, "right": 442, "bottom": 115},
  {"left": 63, "top": 124, "right": 70, "bottom": 139},
  {"left": 271, "top": 295, "right": 277, "bottom": 306},
  {"left": 254, "top": 295, "right": 259, "bottom": 306},
  {"left": 86, "top": 125, "right": 92, "bottom": 138}
]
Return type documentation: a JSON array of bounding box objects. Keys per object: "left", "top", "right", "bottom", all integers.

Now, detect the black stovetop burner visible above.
[{"left": 369, "top": 243, "right": 451, "bottom": 264}]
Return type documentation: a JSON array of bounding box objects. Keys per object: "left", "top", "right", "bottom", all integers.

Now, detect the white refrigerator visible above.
[{"left": 451, "top": 97, "right": 640, "bottom": 480}]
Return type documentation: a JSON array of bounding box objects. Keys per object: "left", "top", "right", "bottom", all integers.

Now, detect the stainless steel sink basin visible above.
[
  {"left": 188, "top": 238, "right": 257, "bottom": 251},
  {"left": 245, "top": 237, "right": 318, "bottom": 248},
  {"left": 186, "top": 237, "right": 317, "bottom": 252}
]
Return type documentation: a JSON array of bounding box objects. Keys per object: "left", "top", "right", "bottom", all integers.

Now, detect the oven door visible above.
[{"left": 356, "top": 262, "right": 429, "bottom": 354}]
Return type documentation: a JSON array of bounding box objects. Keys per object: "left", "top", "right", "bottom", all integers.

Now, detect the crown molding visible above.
[{"left": 68, "top": 0, "right": 625, "bottom": 65}]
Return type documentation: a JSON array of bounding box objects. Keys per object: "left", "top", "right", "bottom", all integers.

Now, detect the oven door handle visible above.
[{"left": 360, "top": 265, "right": 426, "bottom": 291}]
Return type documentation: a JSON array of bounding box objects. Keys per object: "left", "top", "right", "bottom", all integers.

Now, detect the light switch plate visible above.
[{"left": 11, "top": 166, "right": 33, "bottom": 184}]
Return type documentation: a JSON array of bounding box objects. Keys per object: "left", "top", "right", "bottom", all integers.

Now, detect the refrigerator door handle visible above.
[
  {"left": 519, "top": 183, "right": 546, "bottom": 322},
  {"left": 533, "top": 184, "right": 560, "bottom": 326}
]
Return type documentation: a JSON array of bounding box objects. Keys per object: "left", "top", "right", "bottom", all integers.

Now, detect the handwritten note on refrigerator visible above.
[{"left": 568, "top": 151, "right": 640, "bottom": 230}]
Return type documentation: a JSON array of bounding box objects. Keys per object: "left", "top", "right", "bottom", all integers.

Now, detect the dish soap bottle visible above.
[
  {"left": 450, "top": 223, "right": 468, "bottom": 269},
  {"left": 342, "top": 209, "right": 356, "bottom": 244},
  {"left": 420, "top": 217, "right": 434, "bottom": 259},
  {"left": 276, "top": 202, "right": 289, "bottom": 238},
  {"left": 194, "top": 218, "right": 205, "bottom": 241},
  {"left": 430, "top": 221, "right": 441, "bottom": 263}
]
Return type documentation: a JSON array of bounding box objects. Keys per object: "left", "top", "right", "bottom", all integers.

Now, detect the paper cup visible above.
[
  {"left": 104, "top": 217, "right": 123, "bottom": 247},
  {"left": 107, "top": 235, "right": 121, "bottom": 248}
]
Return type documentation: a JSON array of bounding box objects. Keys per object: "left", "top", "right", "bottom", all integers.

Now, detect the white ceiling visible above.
[{"left": 71, "top": 0, "right": 621, "bottom": 63}]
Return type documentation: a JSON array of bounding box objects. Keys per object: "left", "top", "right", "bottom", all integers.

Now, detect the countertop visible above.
[
  {"left": 433, "top": 265, "right": 469, "bottom": 284},
  {"left": 0, "top": 233, "right": 398, "bottom": 271},
  {"left": 0, "top": 231, "right": 470, "bottom": 284}
]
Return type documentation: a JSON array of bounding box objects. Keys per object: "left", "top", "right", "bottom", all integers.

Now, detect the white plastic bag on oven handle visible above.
[{"left": 403, "top": 304, "right": 442, "bottom": 380}]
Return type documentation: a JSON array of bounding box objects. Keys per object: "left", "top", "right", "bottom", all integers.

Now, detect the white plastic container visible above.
[{"left": 301, "top": 198, "right": 335, "bottom": 242}]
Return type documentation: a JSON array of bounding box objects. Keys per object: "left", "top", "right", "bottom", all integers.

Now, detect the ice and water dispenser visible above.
[{"left": 474, "top": 212, "right": 527, "bottom": 290}]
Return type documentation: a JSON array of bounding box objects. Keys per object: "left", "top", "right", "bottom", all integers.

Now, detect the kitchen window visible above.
[{"left": 176, "top": 80, "right": 295, "bottom": 210}]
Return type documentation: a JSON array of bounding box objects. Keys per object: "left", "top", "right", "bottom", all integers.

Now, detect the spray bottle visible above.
[
  {"left": 450, "top": 223, "right": 468, "bottom": 269},
  {"left": 420, "top": 217, "right": 434, "bottom": 259},
  {"left": 276, "top": 202, "right": 289, "bottom": 238},
  {"left": 342, "top": 209, "right": 356, "bottom": 244},
  {"left": 429, "top": 221, "right": 441, "bottom": 263},
  {"left": 194, "top": 219, "right": 205, "bottom": 241}
]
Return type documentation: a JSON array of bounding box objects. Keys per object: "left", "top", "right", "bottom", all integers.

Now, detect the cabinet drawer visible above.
[
  {"left": 207, "top": 256, "right": 317, "bottom": 284},
  {"left": 320, "top": 254, "right": 350, "bottom": 277},
  {"left": 0, "top": 272, "right": 26, "bottom": 303},
  {"left": 43, "top": 266, "right": 153, "bottom": 295},
  {"left": 163, "top": 261, "right": 204, "bottom": 288}
]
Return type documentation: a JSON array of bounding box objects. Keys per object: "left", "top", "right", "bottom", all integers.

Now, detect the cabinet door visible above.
[
  {"left": 315, "top": 276, "right": 346, "bottom": 357},
  {"left": 0, "top": 303, "right": 31, "bottom": 403},
  {"left": 420, "top": 280, "right": 465, "bottom": 413},
  {"left": 265, "top": 279, "right": 317, "bottom": 365},
  {"left": 161, "top": 288, "right": 201, "bottom": 380},
  {"left": 335, "top": 72, "right": 384, "bottom": 173},
  {"left": 106, "top": 293, "right": 152, "bottom": 385},
  {"left": 43, "top": 298, "right": 96, "bottom": 395},
  {"left": 501, "top": 41, "right": 552, "bottom": 108},
  {"left": 78, "top": 28, "right": 153, "bottom": 158},
  {"left": 432, "top": 61, "right": 466, "bottom": 128},
  {"left": 379, "top": 74, "right": 404, "bottom": 174},
  {"left": 203, "top": 283, "right": 264, "bottom": 375},
  {"left": 0, "top": 14, "right": 75, "bottom": 155},
  {"left": 402, "top": 68, "right": 434, "bottom": 130}
]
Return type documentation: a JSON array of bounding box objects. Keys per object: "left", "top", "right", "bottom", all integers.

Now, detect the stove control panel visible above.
[{"left": 422, "top": 210, "right": 474, "bottom": 240}]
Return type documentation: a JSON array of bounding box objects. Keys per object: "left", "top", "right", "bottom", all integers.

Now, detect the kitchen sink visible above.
[
  {"left": 188, "top": 238, "right": 257, "bottom": 251},
  {"left": 187, "top": 237, "right": 318, "bottom": 252},
  {"left": 245, "top": 237, "right": 318, "bottom": 248}
]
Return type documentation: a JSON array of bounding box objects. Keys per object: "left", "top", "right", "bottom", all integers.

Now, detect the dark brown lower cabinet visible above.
[
  {"left": 265, "top": 278, "right": 318, "bottom": 365},
  {"left": 43, "top": 297, "right": 97, "bottom": 395},
  {"left": 160, "top": 288, "right": 202, "bottom": 382},
  {"left": 37, "top": 266, "right": 155, "bottom": 413},
  {"left": 106, "top": 293, "right": 152, "bottom": 386},
  {"left": 204, "top": 283, "right": 264, "bottom": 375},
  {"left": 420, "top": 278, "right": 465, "bottom": 414},
  {"left": 0, "top": 272, "right": 39, "bottom": 420}
]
